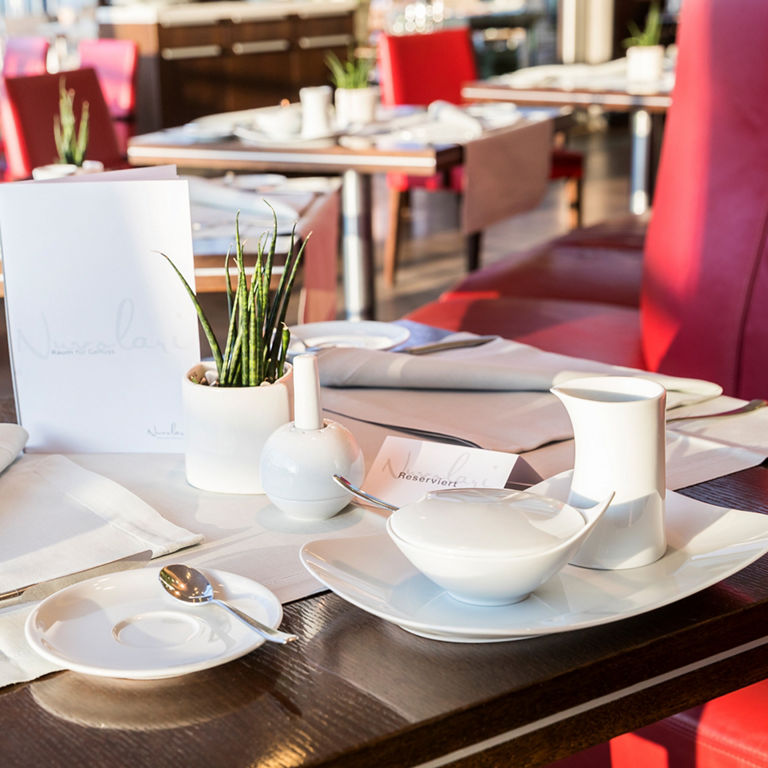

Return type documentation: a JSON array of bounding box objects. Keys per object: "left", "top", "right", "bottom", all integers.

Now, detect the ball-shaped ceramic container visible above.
[
  {"left": 386, "top": 488, "right": 613, "bottom": 606},
  {"left": 260, "top": 419, "right": 365, "bottom": 520}
]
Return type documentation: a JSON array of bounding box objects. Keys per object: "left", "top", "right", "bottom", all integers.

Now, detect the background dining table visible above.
[
  {"left": 127, "top": 109, "right": 557, "bottom": 322},
  {"left": 1, "top": 321, "right": 768, "bottom": 768},
  {"left": 462, "top": 65, "right": 673, "bottom": 215}
]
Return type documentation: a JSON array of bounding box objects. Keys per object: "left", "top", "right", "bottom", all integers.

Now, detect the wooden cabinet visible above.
[{"left": 99, "top": 4, "right": 356, "bottom": 131}]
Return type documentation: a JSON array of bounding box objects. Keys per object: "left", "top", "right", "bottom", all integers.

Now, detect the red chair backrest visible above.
[
  {"left": 2, "top": 36, "right": 49, "bottom": 76},
  {"left": 77, "top": 38, "right": 138, "bottom": 119},
  {"left": 640, "top": 0, "right": 768, "bottom": 398},
  {"left": 378, "top": 28, "right": 477, "bottom": 107},
  {"left": 0, "top": 68, "right": 123, "bottom": 180}
]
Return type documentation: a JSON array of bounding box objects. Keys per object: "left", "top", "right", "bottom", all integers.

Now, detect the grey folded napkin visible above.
[{"left": 316, "top": 345, "right": 723, "bottom": 408}]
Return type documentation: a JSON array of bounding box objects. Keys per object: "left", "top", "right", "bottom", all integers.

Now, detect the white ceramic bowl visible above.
[
  {"left": 255, "top": 104, "right": 302, "bottom": 138},
  {"left": 386, "top": 488, "right": 613, "bottom": 606}
]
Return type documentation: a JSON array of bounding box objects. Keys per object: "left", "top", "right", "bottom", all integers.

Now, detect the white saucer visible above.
[
  {"left": 289, "top": 321, "right": 410, "bottom": 356},
  {"left": 233, "top": 125, "right": 336, "bottom": 149},
  {"left": 25, "top": 568, "right": 282, "bottom": 679},
  {"left": 300, "top": 472, "right": 768, "bottom": 642}
]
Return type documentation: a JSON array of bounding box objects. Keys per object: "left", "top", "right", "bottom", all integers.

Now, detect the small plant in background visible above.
[
  {"left": 53, "top": 77, "right": 89, "bottom": 166},
  {"left": 623, "top": 2, "right": 662, "bottom": 47},
  {"left": 160, "top": 208, "right": 307, "bottom": 388},
  {"left": 325, "top": 50, "right": 374, "bottom": 89}
]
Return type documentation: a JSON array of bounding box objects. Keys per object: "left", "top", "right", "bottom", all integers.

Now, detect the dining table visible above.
[
  {"left": 2, "top": 320, "right": 768, "bottom": 768},
  {"left": 462, "top": 58, "right": 674, "bottom": 215},
  {"left": 126, "top": 106, "right": 557, "bottom": 322}
]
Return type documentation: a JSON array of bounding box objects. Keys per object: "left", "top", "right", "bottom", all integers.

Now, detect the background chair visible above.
[
  {"left": 1, "top": 36, "right": 49, "bottom": 76},
  {"left": 0, "top": 67, "right": 125, "bottom": 181},
  {"left": 377, "top": 27, "right": 584, "bottom": 285},
  {"left": 407, "top": 0, "right": 768, "bottom": 762},
  {"left": 77, "top": 38, "right": 138, "bottom": 156}
]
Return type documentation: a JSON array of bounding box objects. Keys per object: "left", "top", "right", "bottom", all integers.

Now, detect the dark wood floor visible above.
[{"left": 0, "top": 121, "right": 632, "bottom": 410}]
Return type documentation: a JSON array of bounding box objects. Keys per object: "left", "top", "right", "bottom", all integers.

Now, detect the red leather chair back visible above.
[
  {"left": 77, "top": 38, "right": 138, "bottom": 120},
  {"left": 0, "top": 68, "right": 123, "bottom": 180},
  {"left": 2, "top": 37, "right": 49, "bottom": 76},
  {"left": 640, "top": 0, "right": 768, "bottom": 398},
  {"left": 378, "top": 28, "right": 477, "bottom": 107}
]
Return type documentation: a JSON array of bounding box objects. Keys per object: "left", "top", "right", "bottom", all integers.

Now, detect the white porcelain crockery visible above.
[
  {"left": 552, "top": 375, "right": 667, "bottom": 569},
  {"left": 261, "top": 354, "right": 364, "bottom": 519},
  {"left": 182, "top": 362, "right": 292, "bottom": 494},
  {"left": 385, "top": 488, "right": 613, "bottom": 606}
]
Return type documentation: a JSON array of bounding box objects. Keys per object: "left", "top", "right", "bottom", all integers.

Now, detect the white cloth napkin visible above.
[
  {"left": 0, "top": 424, "right": 27, "bottom": 474},
  {"left": 186, "top": 176, "right": 300, "bottom": 223},
  {"left": 427, "top": 100, "right": 484, "bottom": 138},
  {"left": 0, "top": 453, "right": 203, "bottom": 687}
]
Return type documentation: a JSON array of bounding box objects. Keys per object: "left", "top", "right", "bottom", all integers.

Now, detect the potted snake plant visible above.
[
  {"left": 326, "top": 50, "right": 378, "bottom": 128},
  {"left": 161, "top": 209, "right": 307, "bottom": 494},
  {"left": 623, "top": 3, "right": 664, "bottom": 83},
  {"left": 33, "top": 77, "right": 102, "bottom": 180}
]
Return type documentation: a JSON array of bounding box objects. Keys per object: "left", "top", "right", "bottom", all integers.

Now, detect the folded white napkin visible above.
[
  {"left": 427, "top": 100, "right": 484, "bottom": 138},
  {"left": 186, "top": 176, "right": 299, "bottom": 222},
  {"left": 0, "top": 424, "right": 27, "bottom": 475},
  {"left": 0, "top": 453, "right": 203, "bottom": 687}
]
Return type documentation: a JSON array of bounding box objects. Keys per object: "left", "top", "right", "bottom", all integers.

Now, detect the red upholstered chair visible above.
[
  {"left": 0, "top": 67, "right": 125, "bottom": 180},
  {"left": 407, "top": 0, "right": 768, "bottom": 400},
  {"left": 2, "top": 36, "right": 49, "bottom": 76},
  {"left": 77, "top": 38, "right": 138, "bottom": 156},
  {"left": 377, "top": 28, "right": 584, "bottom": 285},
  {"left": 407, "top": 1, "right": 768, "bottom": 764}
]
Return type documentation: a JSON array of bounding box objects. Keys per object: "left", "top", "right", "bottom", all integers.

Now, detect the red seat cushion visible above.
[
  {"left": 443, "top": 240, "right": 644, "bottom": 308},
  {"left": 548, "top": 679, "right": 768, "bottom": 768},
  {"left": 554, "top": 215, "right": 648, "bottom": 251},
  {"left": 405, "top": 295, "right": 643, "bottom": 369},
  {"left": 550, "top": 148, "right": 584, "bottom": 180}
]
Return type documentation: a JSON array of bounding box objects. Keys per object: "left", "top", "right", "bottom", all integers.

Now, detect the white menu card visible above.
[{"left": 0, "top": 170, "right": 200, "bottom": 452}]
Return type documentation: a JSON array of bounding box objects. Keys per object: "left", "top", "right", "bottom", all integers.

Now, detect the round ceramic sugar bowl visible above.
[
  {"left": 386, "top": 488, "right": 613, "bottom": 606},
  {"left": 260, "top": 420, "right": 364, "bottom": 520}
]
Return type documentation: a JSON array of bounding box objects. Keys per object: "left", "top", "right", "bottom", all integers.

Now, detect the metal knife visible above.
[
  {"left": 0, "top": 549, "right": 153, "bottom": 606},
  {"left": 402, "top": 335, "right": 499, "bottom": 355}
]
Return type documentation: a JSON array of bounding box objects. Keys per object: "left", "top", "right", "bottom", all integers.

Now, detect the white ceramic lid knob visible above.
[{"left": 293, "top": 354, "right": 323, "bottom": 431}]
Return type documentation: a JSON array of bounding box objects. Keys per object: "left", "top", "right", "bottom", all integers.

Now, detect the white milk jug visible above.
[{"left": 551, "top": 375, "right": 667, "bottom": 569}]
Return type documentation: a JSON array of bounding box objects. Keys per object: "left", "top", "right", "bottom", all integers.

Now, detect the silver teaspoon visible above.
[
  {"left": 159, "top": 564, "right": 298, "bottom": 645},
  {"left": 332, "top": 474, "right": 399, "bottom": 512}
]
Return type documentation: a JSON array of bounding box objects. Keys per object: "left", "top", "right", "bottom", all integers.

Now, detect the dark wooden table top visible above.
[
  {"left": 0, "top": 443, "right": 767, "bottom": 765},
  {"left": 127, "top": 131, "right": 465, "bottom": 177},
  {"left": 462, "top": 79, "right": 673, "bottom": 114},
  {"left": 1, "top": 324, "right": 766, "bottom": 766}
]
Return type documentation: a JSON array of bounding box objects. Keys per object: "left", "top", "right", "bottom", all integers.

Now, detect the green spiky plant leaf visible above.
[
  {"left": 623, "top": 3, "right": 662, "bottom": 47},
  {"left": 160, "top": 206, "right": 308, "bottom": 387},
  {"left": 325, "top": 50, "right": 374, "bottom": 89},
  {"left": 53, "top": 77, "right": 89, "bottom": 166}
]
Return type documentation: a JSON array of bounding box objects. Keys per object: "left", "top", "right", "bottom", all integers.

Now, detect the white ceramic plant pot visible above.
[
  {"left": 32, "top": 164, "right": 78, "bottom": 180},
  {"left": 334, "top": 86, "right": 378, "bottom": 129},
  {"left": 626, "top": 45, "right": 664, "bottom": 83},
  {"left": 182, "top": 362, "right": 293, "bottom": 494}
]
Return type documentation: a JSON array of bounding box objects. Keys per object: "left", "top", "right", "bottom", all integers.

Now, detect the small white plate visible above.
[
  {"left": 233, "top": 125, "right": 336, "bottom": 149},
  {"left": 289, "top": 321, "right": 410, "bottom": 355},
  {"left": 300, "top": 472, "right": 768, "bottom": 642},
  {"left": 227, "top": 173, "right": 288, "bottom": 190},
  {"left": 25, "top": 568, "right": 282, "bottom": 679}
]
